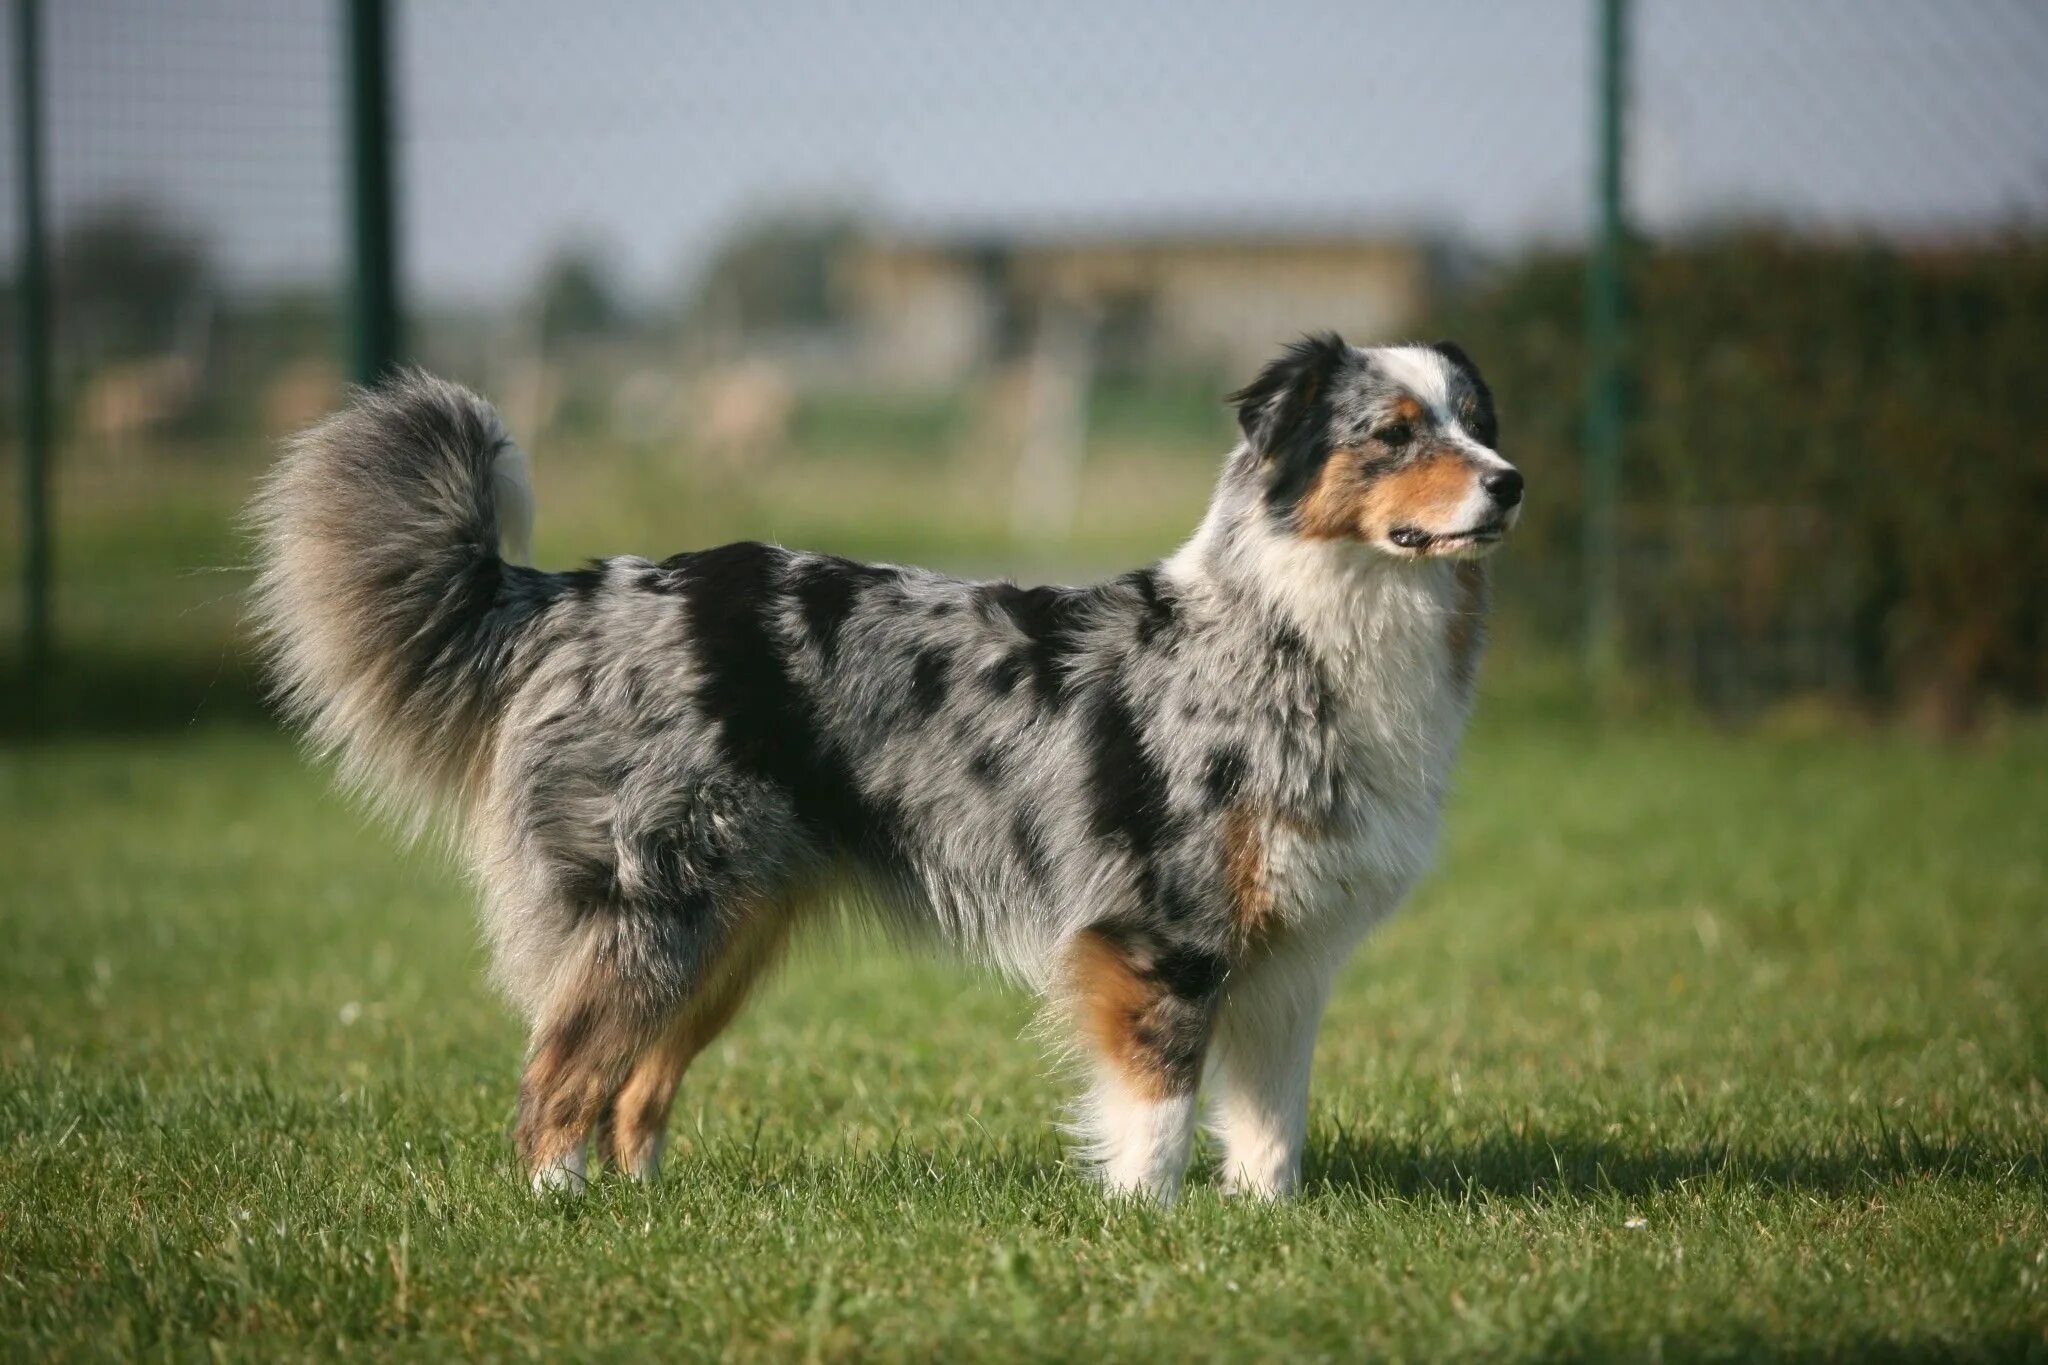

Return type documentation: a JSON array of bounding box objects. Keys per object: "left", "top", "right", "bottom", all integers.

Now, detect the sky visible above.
[{"left": 3, "top": 0, "right": 2044, "bottom": 303}]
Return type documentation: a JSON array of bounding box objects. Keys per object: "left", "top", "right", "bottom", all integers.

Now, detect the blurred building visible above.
[{"left": 845, "top": 231, "right": 1436, "bottom": 387}]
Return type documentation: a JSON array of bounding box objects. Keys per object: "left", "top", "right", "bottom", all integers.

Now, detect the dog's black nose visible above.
[{"left": 1483, "top": 467, "right": 1524, "bottom": 509}]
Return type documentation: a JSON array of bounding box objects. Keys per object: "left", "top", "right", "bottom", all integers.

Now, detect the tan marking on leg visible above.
[
  {"left": 1067, "top": 929, "right": 1222, "bottom": 1105},
  {"left": 598, "top": 902, "right": 798, "bottom": 1177},
  {"left": 598, "top": 1025, "right": 691, "bottom": 1178},
  {"left": 515, "top": 993, "right": 650, "bottom": 1181},
  {"left": 1068, "top": 930, "right": 1177, "bottom": 1103}
]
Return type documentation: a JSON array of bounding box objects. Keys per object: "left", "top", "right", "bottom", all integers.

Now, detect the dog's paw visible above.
[
  {"left": 531, "top": 1143, "right": 589, "bottom": 1196},
  {"left": 1216, "top": 1165, "right": 1301, "bottom": 1202},
  {"left": 621, "top": 1135, "right": 664, "bottom": 1183}
]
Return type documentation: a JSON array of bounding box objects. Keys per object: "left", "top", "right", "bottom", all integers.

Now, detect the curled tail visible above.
[{"left": 250, "top": 370, "right": 541, "bottom": 824}]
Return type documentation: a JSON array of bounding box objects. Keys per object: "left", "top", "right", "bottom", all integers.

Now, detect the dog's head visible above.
[{"left": 1229, "top": 334, "right": 1521, "bottom": 560}]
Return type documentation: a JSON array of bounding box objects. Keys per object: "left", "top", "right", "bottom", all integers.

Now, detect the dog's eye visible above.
[{"left": 1376, "top": 422, "right": 1412, "bottom": 447}]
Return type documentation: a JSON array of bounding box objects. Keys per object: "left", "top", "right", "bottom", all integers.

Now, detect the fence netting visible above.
[{"left": 3, "top": 0, "right": 2043, "bottom": 731}]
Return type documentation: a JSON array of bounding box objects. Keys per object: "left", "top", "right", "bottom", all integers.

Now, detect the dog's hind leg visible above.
[
  {"left": 1064, "top": 924, "right": 1227, "bottom": 1203},
  {"left": 516, "top": 998, "right": 650, "bottom": 1193},
  {"left": 514, "top": 916, "right": 693, "bottom": 1194},
  {"left": 596, "top": 905, "right": 795, "bottom": 1181}
]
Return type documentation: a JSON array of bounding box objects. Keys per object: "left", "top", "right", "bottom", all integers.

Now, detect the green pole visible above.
[
  {"left": 13, "top": 0, "right": 52, "bottom": 681},
  {"left": 1585, "top": 0, "right": 1629, "bottom": 690},
  {"left": 344, "top": 0, "right": 401, "bottom": 384}
]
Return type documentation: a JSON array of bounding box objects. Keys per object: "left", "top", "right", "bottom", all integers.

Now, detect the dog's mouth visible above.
[{"left": 1388, "top": 521, "right": 1510, "bottom": 555}]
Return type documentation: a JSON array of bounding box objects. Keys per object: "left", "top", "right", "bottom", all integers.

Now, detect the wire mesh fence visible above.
[
  {"left": 3, "top": 0, "right": 2044, "bottom": 733},
  {"left": 1, "top": 0, "right": 345, "bottom": 727},
  {"left": 1617, "top": 0, "right": 2048, "bottom": 724}
]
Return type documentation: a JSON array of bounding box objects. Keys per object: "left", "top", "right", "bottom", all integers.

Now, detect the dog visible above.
[{"left": 250, "top": 333, "right": 1521, "bottom": 1202}]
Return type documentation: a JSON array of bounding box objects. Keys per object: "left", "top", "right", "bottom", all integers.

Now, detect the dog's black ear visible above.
[
  {"left": 1431, "top": 340, "right": 1498, "bottom": 447},
  {"left": 1227, "top": 334, "right": 1350, "bottom": 493}
]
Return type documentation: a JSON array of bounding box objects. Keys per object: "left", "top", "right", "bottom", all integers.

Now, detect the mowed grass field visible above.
[{"left": 3, "top": 702, "right": 2044, "bottom": 1362}]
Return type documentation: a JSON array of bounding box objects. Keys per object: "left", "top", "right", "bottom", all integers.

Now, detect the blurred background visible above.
[{"left": 2, "top": 0, "right": 2044, "bottom": 736}]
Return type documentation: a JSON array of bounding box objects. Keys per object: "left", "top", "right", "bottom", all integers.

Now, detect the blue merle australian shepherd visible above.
[{"left": 251, "top": 334, "right": 1523, "bottom": 1202}]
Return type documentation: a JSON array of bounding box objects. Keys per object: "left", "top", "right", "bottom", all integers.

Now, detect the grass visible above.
[{"left": 2, "top": 702, "right": 2044, "bottom": 1362}]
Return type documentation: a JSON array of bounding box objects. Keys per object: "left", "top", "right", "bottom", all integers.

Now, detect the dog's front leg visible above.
[
  {"left": 1078, "top": 1060, "right": 1213, "bottom": 1202},
  {"left": 1064, "top": 925, "right": 1225, "bottom": 1203},
  {"left": 1205, "top": 947, "right": 1335, "bottom": 1200}
]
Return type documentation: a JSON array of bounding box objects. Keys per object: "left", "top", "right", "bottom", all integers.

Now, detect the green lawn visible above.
[{"left": 2, "top": 710, "right": 2044, "bottom": 1361}]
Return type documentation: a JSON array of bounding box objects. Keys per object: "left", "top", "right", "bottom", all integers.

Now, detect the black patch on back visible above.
[
  {"left": 560, "top": 565, "right": 605, "bottom": 603},
  {"left": 674, "top": 541, "right": 903, "bottom": 868},
  {"left": 906, "top": 646, "right": 952, "bottom": 723},
  {"left": 979, "top": 582, "right": 1094, "bottom": 710},
  {"left": 1120, "top": 567, "right": 1178, "bottom": 647},
  {"left": 1085, "top": 675, "right": 1190, "bottom": 923},
  {"left": 969, "top": 744, "right": 1007, "bottom": 787},
  {"left": 1010, "top": 810, "right": 1050, "bottom": 884},
  {"left": 1202, "top": 747, "right": 1247, "bottom": 808},
  {"left": 1086, "top": 680, "right": 1171, "bottom": 857},
  {"left": 789, "top": 553, "right": 895, "bottom": 665},
  {"left": 984, "top": 651, "right": 1026, "bottom": 696}
]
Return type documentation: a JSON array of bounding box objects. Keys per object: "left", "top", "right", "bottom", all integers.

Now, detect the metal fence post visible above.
[
  {"left": 13, "top": 0, "right": 52, "bottom": 682},
  {"left": 344, "top": 0, "right": 401, "bottom": 385},
  {"left": 1584, "top": 0, "right": 1629, "bottom": 690}
]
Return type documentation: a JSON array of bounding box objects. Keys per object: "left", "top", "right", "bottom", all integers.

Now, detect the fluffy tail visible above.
[{"left": 249, "top": 370, "right": 540, "bottom": 825}]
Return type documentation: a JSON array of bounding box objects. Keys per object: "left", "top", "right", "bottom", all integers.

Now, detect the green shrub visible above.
[{"left": 1434, "top": 233, "right": 2048, "bottom": 724}]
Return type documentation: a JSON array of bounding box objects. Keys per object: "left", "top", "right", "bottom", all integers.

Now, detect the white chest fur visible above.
[{"left": 1265, "top": 547, "right": 1476, "bottom": 936}]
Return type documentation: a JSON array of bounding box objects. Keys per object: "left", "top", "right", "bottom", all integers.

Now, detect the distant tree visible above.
[
  {"left": 686, "top": 212, "right": 862, "bottom": 339},
  {"left": 55, "top": 199, "right": 209, "bottom": 361},
  {"left": 532, "top": 243, "right": 627, "bottom": 347}
]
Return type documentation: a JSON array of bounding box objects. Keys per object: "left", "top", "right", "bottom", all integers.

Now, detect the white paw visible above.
[
  {"left": 531, "top": 1142, "right": 588, "bottom": 1195},
  {"left": 1218, "top": 1167, "right": 1300, "bottom": 1201},
  {"left": 1100, "top": 1170, "right": 1183, "bottom": 1205},
  {"left": 622, "top": 1135, "right": 664, "bottom": 1183}
]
